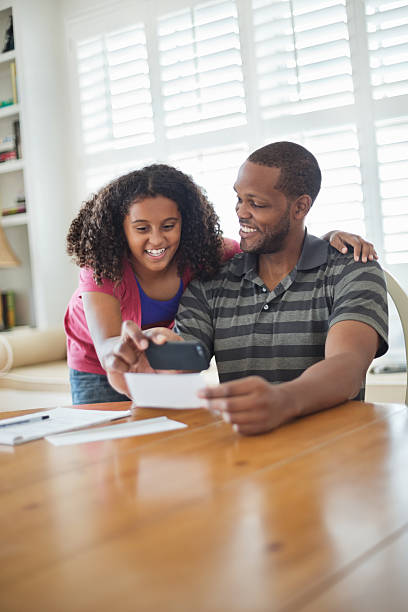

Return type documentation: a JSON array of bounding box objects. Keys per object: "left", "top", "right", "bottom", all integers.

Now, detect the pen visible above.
[{"left": 0, "top": 415, "right": 50, "bottom": 428}]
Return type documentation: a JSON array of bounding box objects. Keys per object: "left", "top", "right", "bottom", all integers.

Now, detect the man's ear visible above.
[{"left": 293, "top": 195, "right": 312, "bottom": 219}]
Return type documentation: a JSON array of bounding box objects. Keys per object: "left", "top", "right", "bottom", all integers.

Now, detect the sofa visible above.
[{"left": 0, "top": 326, "right": 69, "bottom": 393}]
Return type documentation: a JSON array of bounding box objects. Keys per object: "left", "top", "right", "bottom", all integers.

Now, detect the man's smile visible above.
[{"left": 239, "top": 224, "right": 257, "bottom": 234}]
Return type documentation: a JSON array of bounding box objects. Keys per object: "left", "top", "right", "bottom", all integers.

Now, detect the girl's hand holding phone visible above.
[{"left": 103, "top": 321, "right": 180, "bottom": 374}]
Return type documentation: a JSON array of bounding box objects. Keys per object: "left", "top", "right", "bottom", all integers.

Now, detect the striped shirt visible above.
[{"left": 175, "top": 232, "right": 388, "bottom": 397}]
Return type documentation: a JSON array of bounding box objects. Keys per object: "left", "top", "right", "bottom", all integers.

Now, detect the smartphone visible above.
[{"left": 145, "top": 341, "right": 209, "bottom": 371}]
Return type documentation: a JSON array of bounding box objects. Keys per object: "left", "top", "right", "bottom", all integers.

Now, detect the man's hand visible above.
[
  {"left": 198, "top": 376, "right": 298, "bottom": 436},
  {"left": 323, "top": 230, "right": 377, "bottom": 263}
]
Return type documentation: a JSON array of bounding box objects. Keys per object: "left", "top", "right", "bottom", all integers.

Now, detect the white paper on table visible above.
[
  {"left": 46, "top": 416, "right": 187, "bottom": 446},
  {"left": 125, "top": 372, "right": 208, "bottom": 409},
  {"left": 0, "top": 407, "right": 131, "bottom": 446}
]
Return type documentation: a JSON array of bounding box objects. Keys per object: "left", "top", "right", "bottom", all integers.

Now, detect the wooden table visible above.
[{"left": 1, "top": 400, "right": 408, "bottom": 612}]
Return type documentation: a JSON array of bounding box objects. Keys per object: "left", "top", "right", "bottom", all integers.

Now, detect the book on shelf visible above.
[
  {"left": 13, "top": 120, "right": 20, "bottom": 158},
  {"left": 2, "top": 204, "right": 26, "bottom": 216},
  {"left": 2, "top": 15, "right": 14, "bottom": 54},
  {"left": 1, "top": 191, "right": 26, "bottom": 217},
  {"left": 0, "top": 149, "right": 16, "bottom": 163},
  {"left": 0, "top": 290, "right": 16, "bottom": 330},
  {"left": 0, "top": 134, "right": 14, "bottom": 152},
  {"left": 9, "top": 59, "right": 17, "bottom": 104}
]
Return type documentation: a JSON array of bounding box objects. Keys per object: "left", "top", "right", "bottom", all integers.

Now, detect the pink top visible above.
[{"left": 64, "top": 238, "right": 241, "bottom": 375}]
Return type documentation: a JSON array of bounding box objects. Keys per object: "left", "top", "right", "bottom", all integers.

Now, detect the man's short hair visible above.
[{"left": 248, "top": 141, "right": 322, "bottom": 204}]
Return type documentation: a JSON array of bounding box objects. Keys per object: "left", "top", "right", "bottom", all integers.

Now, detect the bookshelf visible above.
[
  {"left": 0, "top": 157, "right": 22, "bottom": 173},
  {"left": 0, "top": 101, "right": 19, "bottom": 118},
  {"left": 0, "top": 3, "right": 31, "bottom": 327},
  {"left": 1, "top": 210, "right": 26, "bottom": 227},
  {"left": 0, "top": 0, "right": 78, "bottom": 332}
]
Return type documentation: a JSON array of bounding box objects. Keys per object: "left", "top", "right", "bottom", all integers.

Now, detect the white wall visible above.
[
  {"left": 61, "top": 0, "right": 118, "bottom": 16},
  {"left": 14, "top": 0, "right": 77, "bottom": 327}
]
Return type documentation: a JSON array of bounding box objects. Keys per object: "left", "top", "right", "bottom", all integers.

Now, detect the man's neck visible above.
[{"left": 258, "top": 230, "right": 305, "bottom": 291}]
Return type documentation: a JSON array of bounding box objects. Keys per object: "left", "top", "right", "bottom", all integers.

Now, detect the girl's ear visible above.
[{"left": 293, "top": 195, "right": 312, "bottom": 219}]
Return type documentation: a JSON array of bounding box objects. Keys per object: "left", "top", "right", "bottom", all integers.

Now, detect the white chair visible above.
[{"left": 383, "top": 269, "right": 408, "bottom": 405}]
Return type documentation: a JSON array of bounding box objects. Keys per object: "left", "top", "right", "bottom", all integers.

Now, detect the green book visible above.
[
  {"left": 0, "top": 294, "right": 4, "bottom": 330},
  {"left": 2, "top": 290, "right": 15, "bottom": 328}
]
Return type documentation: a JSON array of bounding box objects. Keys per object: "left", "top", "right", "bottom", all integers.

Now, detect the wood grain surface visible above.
[{"left": 0, "top": 400, "right": 407, "bottom": 612}]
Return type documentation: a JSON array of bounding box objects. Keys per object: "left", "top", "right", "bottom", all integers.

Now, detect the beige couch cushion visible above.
[
  {"left": 0, "top": 360, "right": 69, "bottom": 392},
  {"left": 0, "top": 327, "right": 69, "bottom": 392}
]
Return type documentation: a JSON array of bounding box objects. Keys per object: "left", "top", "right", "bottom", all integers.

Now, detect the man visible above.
[{"left": 106, "top": 142, "right": 388, "bottom": 435}]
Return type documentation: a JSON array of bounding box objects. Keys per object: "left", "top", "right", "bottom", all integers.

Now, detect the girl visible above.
[
  {"left": 64, "top": 163, "right": 376, "bottom": 404},
  {"left": 65, "top": 164, "right": 240, "bottom": 404}
]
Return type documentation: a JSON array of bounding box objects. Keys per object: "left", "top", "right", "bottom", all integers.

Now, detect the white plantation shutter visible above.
[
  {"left": 252, "top": 0, "right": 363, "bottom": 240},
  {"left": 84, "top": 157, "right": 153, "bottom": 194},
  {"left": 364, "top": 0, "right": 408, "bottom": 266},
  {"left": 170, "top": 143, "right": 249, "bottom": 237},
  {"left": 268, "top": 127, "right": 364, "bottom": 237},
  {"left": 76, "top": 23, "right": 154, "bottom": 156},
  {"left": 158, "top": 0, "right": 246, "bottom": 138},
  {"left": 366, "top": 0, "right": 408, "bottom": 100},
  {"left": 376, "top": 117, "right": 408, "bottom": 265},
  {"left": 253, "top": 0, "right": 354, "bottom": 118},
  {"left": 68, "top": 0, "right": 408, "bottom": 282},
  {"left": 303, "top": 126, "right": 365, "bottom": 236}
]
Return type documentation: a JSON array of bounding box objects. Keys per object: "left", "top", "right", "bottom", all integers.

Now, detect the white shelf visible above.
[
  {"left": 0, "top": 7, "right": 34, "bottom": 328},
  {"left": 0, "top": 103, "right": 19, "bottom": 119},
  {"left": 1, "top": 212, "right": 28, "bottom": 227},
  {"left": 0, "top": 158, "right": 23, "bottom": 174},
  {"left": 0, "top": 49, "right": 15, "bottom": 64}
]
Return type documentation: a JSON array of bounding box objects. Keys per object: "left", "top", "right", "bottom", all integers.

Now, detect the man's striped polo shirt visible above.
[{"left": 175, "top": 232, "right": 388, "bottom": 395}]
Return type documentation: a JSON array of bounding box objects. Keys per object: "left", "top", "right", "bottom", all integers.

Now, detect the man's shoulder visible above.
[
  {"left": 324, "top": 246, "right": 386, "bottom": 296},
  {"left": 326, "top": 245, "right": 384, "bottom": 274},
  {"left": 326, "top": 245, "right": 357, "bottom": 270}
]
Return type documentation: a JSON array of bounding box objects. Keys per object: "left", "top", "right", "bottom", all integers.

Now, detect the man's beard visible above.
[{"left": 240, "top": 208, "right": 290, "bottom": 255}]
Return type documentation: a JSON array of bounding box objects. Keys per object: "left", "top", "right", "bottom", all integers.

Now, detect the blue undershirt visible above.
[{"left": 135, "top": 276, "right": 183, "bottom": 328}]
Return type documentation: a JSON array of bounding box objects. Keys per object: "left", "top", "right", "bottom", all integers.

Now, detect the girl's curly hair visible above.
[{"left": 67, "top": 164, "right": 224, "bottom": 285}]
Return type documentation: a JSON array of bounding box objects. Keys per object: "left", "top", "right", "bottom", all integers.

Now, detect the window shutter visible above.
[
  {"left": 158, "top": 0, "right": 246, "bottom": 139},
  {"left": 170, "top": 144, "right": 249, "bottom": 238},
  {"left": 76, "top": 23, "right": 154, "bottom": 155},
  {"left": 366, "top": 0, "right": 408, "bottom": 264},
  {"left": 253, "top": 0, "right": 354, "bottom": 118},
  {"left": 299, "top": 126, "right": 365, "bottom": 237},
  {"left": 376, "top": 117, "right": 408, "bottom": 264},
  {"left": 366, "top": 0, "right": 408, "bottom": 100},
  {"left": 84, "top": 158, "right": 153, "bottom": 195},
  {"left": 68, "top": 0, "right": 408, "bottom": 280}
]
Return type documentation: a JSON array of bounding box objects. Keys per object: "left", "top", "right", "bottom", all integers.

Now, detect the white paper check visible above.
[
  {"left": 125, "top": 372, "right": 207, "bottom": 409},
  {"left": 46, "top": 417, "right": 187, "bottom": 446}
]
